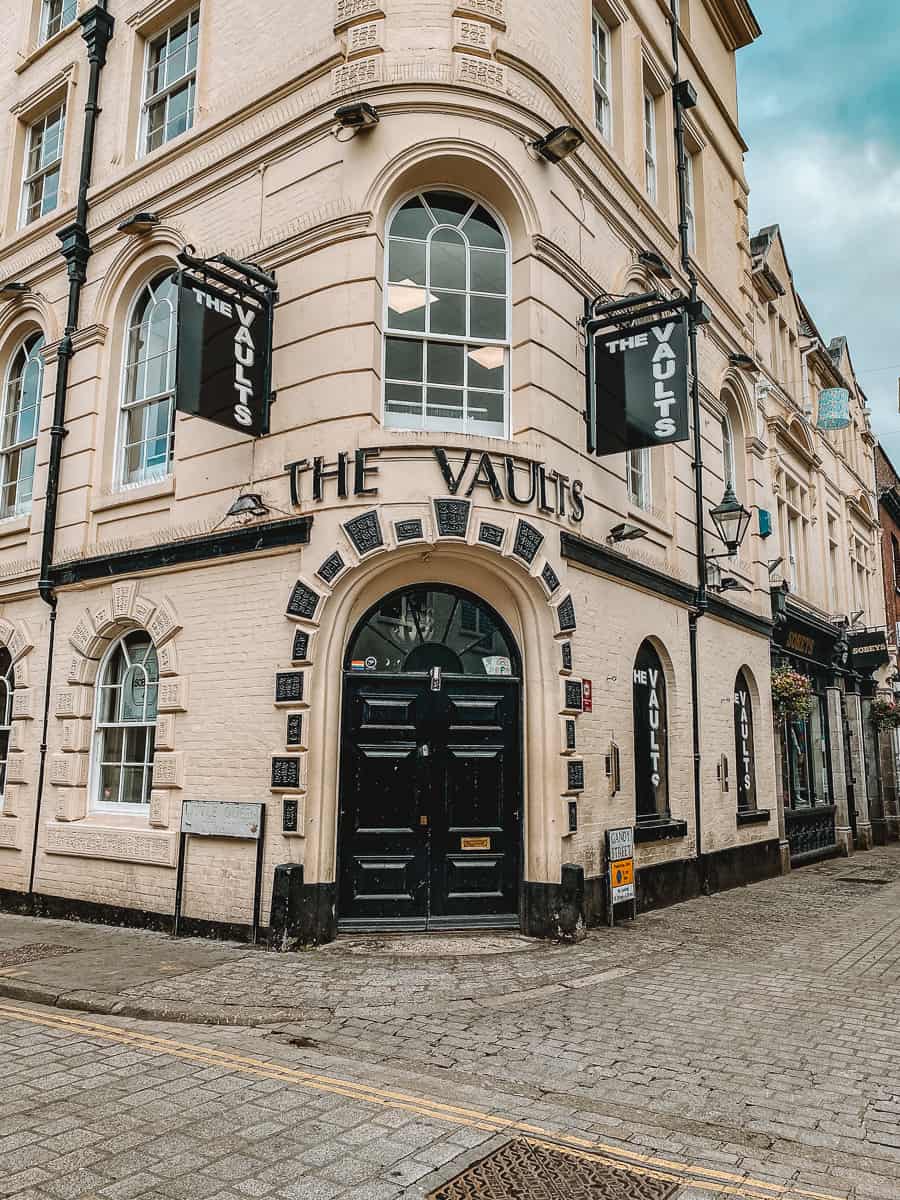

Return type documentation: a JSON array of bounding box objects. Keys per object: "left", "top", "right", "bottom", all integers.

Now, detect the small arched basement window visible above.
[
  {"left": 92, "top": 632, "right": 160, "bottom": 810},
  {"left": 734, "top": 670, "right": 757, "bottom": 813},
  {"left": 632, "top": 640, "right": 669, "bottom": 821},
  {"left": 384, "top": 190, "right": 510, "bottom": 438}
]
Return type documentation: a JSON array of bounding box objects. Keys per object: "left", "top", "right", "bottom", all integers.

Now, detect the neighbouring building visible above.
[
  {"left": 748, "top": 225, "right": 890, "bottom": 863},
  {"left": 0, "top": 0, "right": 799, "bottom": 944},
  {"left": 874, "top": 442, "right": 900, "bottom": 839}
]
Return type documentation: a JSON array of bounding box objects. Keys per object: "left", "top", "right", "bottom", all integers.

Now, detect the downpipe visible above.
[{"left": 31, "top": 4, "right": 114, "bottom": 901}]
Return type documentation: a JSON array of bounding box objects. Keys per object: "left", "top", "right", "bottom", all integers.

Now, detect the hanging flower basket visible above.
[
  {"left": 771, "top": 667, "right": 813, "bottom": 721},
  {"left": 870, "top": 696, "right": 900, "bottom": 731}
]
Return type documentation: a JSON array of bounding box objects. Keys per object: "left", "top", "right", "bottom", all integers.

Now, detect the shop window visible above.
[
  {"left": 0, "top": 647, "right": 14, "bottom": 809},
  {"left": 384, "top": 190, "right": 509, "bottom": 438},
  {"left": 626, "top": 447, "right": 651, "bottom": 510},
  {"left": 141, "top": 8, "right": 200, "bottom": 155},
  {"left": 734, "top": 670, "right": 756, "bottom": 813},
  {"left": 91, "top": 632, "right": 159, "bottom": 811},
  {"left": 591, "top": 11, "right": 612, "bottom": 140},
  {"left": 20, "top": 104, "right": 66, "bottom": 227},
  {"left": 40, "top": 0, "right": 77, "bottom": 43},
  {"left": 118, "top": 273, "right": 177, "bottom": 488},
  {"left": 781, "top": 687, "right": 830, "bottom": 809},
  {"left": 632, "top": 641, "right": 669, "bottom": 821},
  {"left": 0, "top": 333, "right": 44, "bottom": 519}
]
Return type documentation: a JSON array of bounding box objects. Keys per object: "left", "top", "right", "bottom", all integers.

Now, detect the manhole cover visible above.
[
  {"left": 428, "top": 1139, "right": 679, "bottom": 1200},
  {"left": 0, "top": 943, "right": 77, "bottom": 968}
]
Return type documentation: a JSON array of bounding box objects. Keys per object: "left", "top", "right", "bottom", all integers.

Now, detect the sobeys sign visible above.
[
  {"left": 285, "top": 447, "right": 585, "bottom": 522},
  {"left": 848, "top": 630, "right": 890, "bottom": 673}
]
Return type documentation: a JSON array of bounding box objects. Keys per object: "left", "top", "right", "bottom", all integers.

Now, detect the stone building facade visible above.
[
  {"left": 0, "top": 0, "right": 797, "bottom": 942},
  {"left": 748, "top": 226, "right": 890, "bottom": 861},
  {"left": 874, "top": 443, "right": 900, "bottom": 840}
]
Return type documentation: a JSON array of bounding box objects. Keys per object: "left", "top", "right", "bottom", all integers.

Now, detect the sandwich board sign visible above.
[{"left": 606, "top": 826, "right": 636, "bottom": 925}]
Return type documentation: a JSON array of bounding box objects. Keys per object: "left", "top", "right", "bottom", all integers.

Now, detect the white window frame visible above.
[
  {"left": 721, "top": 412, "right": 735, "bottom": 488},
  {"left": 139, "top": 8, "right": 200, "bottom": 157},
  {"left": 592, "top": 12, "right": 612, "bottom": 140},
  {"left": 90, "top": 633, "right": 159, "bottom": 815},
  {"left": 39, "top": 0, "right": 77, "bottom": 43},
  {"left": 116, "top": 274, "right": 178, "bottom": 491},
  {"left": 627, "top": 447, "right": 651, "bottom": 510},
  {"left": 685, "top": 152, "right": 696, "bottom": 253},
  {"left": 0, "top": 334, "right": 44, "bottom": 520},
  {"left": 19, "top": 104, "right": 66, "bottom": 228},
  {"left": 643, "top": 91, "right": 657, "bottom": 203},
  {"left": 382, "top": 190, "right": 511, "bottom": 440}
]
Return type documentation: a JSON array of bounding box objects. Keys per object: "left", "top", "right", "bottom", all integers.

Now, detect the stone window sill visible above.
[
  {"left": 93, "top": 475, "right": 175, "bottom": 513},
  {"left": 737, "top": 808, "right": 771, "bottom": 827},
  {"left": 634, "top": 818, "right": 688, "bottom": 844}
]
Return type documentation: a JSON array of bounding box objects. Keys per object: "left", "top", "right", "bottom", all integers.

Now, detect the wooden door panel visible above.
[
  {"left": 443, "top": 854, "right": 507, "bottom": 900},
  {"left": 444, "top": 748, "right": 505, "bottom": 832},
  {"left": 353, "top": 745, "right": 418, "bottom": 834}
]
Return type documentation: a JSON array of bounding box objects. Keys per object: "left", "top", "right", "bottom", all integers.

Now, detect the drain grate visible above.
[
  {"left": 0, "top": 943, "right": 78, "bottom": 968},
  {"left": 428, "top": 1139, "right": 679, "bottom": 1200}
]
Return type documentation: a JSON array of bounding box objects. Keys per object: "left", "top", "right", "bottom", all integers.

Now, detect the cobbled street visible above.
[{"left": 2, "top": 849, "right": 900, "bottom": 1200}]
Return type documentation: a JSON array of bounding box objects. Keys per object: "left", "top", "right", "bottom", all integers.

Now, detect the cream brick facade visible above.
[{"left": 0, "top": 0, "right": 826, "bottom": 940}]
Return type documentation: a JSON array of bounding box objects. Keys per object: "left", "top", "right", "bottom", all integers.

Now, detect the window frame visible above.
[
  {"left": 115, "top": 272, "right": 178, "bottom": 491},
  {"left": 643, "top": 91, "right": 657, "bottom": 203},
  {"left": 591, "top": 11, "right": 612, "bottom": 141},
  {"left": 721, "top": 412, "right": 735, "bottom": 489},
  {"left": 39, "top": 0, "right": 77, "bottom": 44},
  {"left": 684, "top": 152, "right": 696, "bottom": 253},
  {"left": 19, "top": 103, "right": 66, "bottom": 228},
  {"left": 0, "top": 648, "right": 14, "bottom": 811},
  {"left": 0, "top": 333, "right": 44, "bottom": 521},
  {"left": 382, "top": 189, "right": 512, "bottom": 440},
  {"left": 139, "top": 7, "right": 200, "bottom": 157},
  {"left": 89, "top": 632, "right": 159, "bottom": 815},
  {"left": 626, "top": 447, "right": 651, "bottom": 510}
]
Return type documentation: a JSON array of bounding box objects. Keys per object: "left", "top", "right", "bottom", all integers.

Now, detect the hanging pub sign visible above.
[
  {"left": 175, "top": 264, "right": 274, "bottom": 438},
  {"left": 592, "top": 314, "right": 690, "bottom": 456},
  {"left": 848, "top": 629, "right": 890, "bottom": 673}
]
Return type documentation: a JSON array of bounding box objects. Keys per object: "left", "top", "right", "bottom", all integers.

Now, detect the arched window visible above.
[
  {"left": 92, "top": 632, "right": 159, "bottom": 810},
  {"left": 734, "top": 670, "right": 757, "bottom": 813},
  {"left": 721, "top": 412, "right": 736, "bottom": 489},
  {"left": 632, "top": 641, "right": 669, "bottom": 821},
  {"left": 0, "top": 647, "right": 14, "bottom": 807},
  {"left": 119, "top": 273, "right": 177, "bottom": 487},
  {"left": 0, "top": 333, "right": 44, "bottom": 518},
  {"left": 384, "top": 190, "right": 509, "bottom": 438}
]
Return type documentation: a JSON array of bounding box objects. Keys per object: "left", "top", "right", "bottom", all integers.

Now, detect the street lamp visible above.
[{"left": 709, "top": 484, "right": 752, "bottom": 557}]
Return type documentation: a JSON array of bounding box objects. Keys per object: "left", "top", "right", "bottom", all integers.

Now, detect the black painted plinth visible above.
[{"left": 268, "top": 864, "right": 336, "bottom": 948}]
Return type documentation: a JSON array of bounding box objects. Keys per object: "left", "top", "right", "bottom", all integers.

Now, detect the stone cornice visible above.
[
  {"left": 42, "top": 324, "right": 107, "bottom": 364},
  {"left": 9, "top": 61, "right": 78, "bottom": 116}
]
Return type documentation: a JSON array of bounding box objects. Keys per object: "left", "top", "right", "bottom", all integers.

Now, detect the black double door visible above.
[{"left": 338, "top": 674, "right": 521, "bottom": 930}]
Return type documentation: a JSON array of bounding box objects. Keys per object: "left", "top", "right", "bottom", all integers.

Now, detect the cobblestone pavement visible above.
[{"left": 2, "top": 848, "right": 900, "bottom": 1198}]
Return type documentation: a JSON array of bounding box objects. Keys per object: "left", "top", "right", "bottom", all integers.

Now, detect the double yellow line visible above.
[{"left": 0, "top": 1002, "right": 848, "bottom": 1200}]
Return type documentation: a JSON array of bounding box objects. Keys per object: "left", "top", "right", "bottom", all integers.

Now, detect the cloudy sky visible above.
[{"left": 737, "top": 0, "right": 900, "bottom": 454}]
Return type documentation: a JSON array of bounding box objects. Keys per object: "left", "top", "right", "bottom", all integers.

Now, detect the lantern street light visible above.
[{"left": 708, "top": 484, "right": 752, "bottom": 558}]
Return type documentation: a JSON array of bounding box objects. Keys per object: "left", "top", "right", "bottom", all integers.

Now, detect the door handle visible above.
[
  {"left": 418, "top": 743, "right": 430, "bottom": 758},
  {"left": 419, "top": 815, "right": 429, "bottom": 826}
]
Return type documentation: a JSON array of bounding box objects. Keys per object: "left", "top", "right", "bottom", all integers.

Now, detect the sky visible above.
[{"left": 737, "top": 0, "right": 900, "bottom": 455}]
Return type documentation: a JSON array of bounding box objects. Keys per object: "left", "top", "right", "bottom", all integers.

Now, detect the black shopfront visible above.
[{"left": 772, "top": 592, "right": 886, "bottom": 862}]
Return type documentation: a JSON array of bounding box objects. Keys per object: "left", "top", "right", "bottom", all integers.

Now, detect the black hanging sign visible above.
[
  {"left": 848, "top": 629, "right": 890, "bottom": 673},
  {"left": 176, "top": 272, "right": 273, "bottom": 437},
  {"left": 593, "top": 314, "right": 690, "bottom": 455}
]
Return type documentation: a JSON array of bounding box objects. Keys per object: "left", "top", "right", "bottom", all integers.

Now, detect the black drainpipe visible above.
[
  {"left": 668, "top": 1, "right": 708, "bottom": 882},
  {"left": 30, "top": 4, "right": 115, "bottom": 896}
]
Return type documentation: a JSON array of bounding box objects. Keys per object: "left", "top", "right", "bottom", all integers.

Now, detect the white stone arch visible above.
[
  {"left": 284, "top": 506, "right": 577, "bottom": 900},
  {"left": 51, "top": 580, "right": 184, "bottom": 826}
]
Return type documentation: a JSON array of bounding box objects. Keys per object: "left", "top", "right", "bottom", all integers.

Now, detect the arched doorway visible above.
[{"left": 338, "top": 584, "right": 522, "bottom": 931}]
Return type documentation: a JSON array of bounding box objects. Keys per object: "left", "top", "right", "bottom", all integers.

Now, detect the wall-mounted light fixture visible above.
[
  {"left": 335, "top": 101, "right": 380, "bottom": 130},
  {"left": 709, "top": 484, "right": 752, "bottom": 557},
  {"left": 729, "top": 352, "right": 757, "bottom": 371},
  {"left": 0, "top": 281, "right": 31, "bottom": 299},
  {"left": 608, "top": 522, "right": 648, "bottom": 544},
  {"left": 118, "top": 211, "right": 160, "bottom": 236},
  {"left": 531, "top": 125, "right": 584, "bottom": 163},
  {"left": 674, "top": 80, "right": 698, "bottom": 110},
  {"left": 717, "top": 577, "right": 750, "bottom": 594},
  {"left": 226, "top": 493, "right": 270, "bottom": 519},
  {"left": 637, "top": 249, "right": 672, "bottom": 280}
]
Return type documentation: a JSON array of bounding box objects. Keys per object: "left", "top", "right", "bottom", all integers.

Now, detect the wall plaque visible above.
[
  {"left": 275, "top": 672, "right": 305, "bottom": 704},
  {"left": 434, "top": 498, "right": 470, "bottom": 538},
  {"left": 317, "top": 551, "right": 345, "bottom": 584},
  {"left": 181, "top": 801, "right": 263, "bottom": 839},
  {"left": 565, "top": 718, "right": 577, "bottom": 752},
  {"left": 564, "top": 680, "right": 583, "bottom": 713},
  {"left": 541, "top": 561, "right": 561, "bottom": 595},
  {"left": 287, "top": 582, "right": 320, "bottom": 621},
  {"left": 512, "top": 520, "right": 544, "bottom": 565},
  {"left": 561, "top": 642, "right": 572, "bottom": 673},
  {"left": 292, "top": 629, "right": 311, "bottom": 663},
  {"left": 478, "top": 522, "right": 505, "bottom": 547},
  {"left": 271, "top": 757, "right": 301, "bottom": 790},
  {"left": 282, "top": 797, "right": 300, "bottom": 834},
  {"left": 556, "top": 595, "right": 577, "bottom": 633},
  {"left": 395, "top": 518, "right": 424, "bottom": 542},
  {"left": 286, "top": 713, "right": 304, "bottom": 747},
  {"left": 344, "top": 510, "right": 384, "bottom": 555},
  {"left": 567, "top": 760, "right": 585, "bottom": 793}
]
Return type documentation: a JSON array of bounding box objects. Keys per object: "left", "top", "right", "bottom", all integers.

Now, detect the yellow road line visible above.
[{"left": 0, "top": 1002, "right": 847, "bottom": 1200}]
